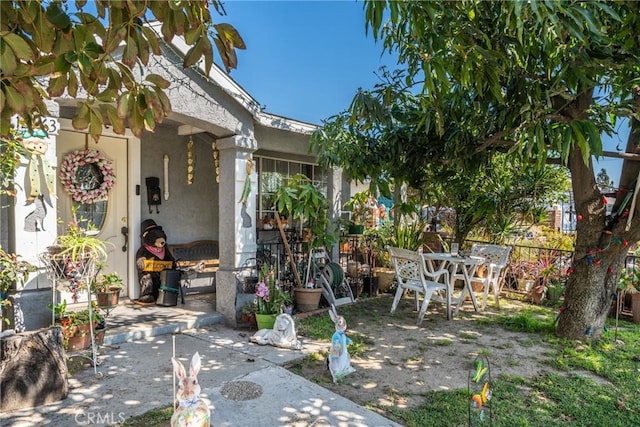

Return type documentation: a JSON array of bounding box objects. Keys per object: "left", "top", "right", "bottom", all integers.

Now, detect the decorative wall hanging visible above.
[
  {"left": 239, "top": 155, "right": 254, "bottom": 228},
  {"left": 238, "top": 155, "right": 254, "bottom": 206},
  {"left": 187, "top": 137, "right": 194, "bottom": 185},
  {"left": 164, "top": 154, "right": 170, "bottom": 200},
  {"left": 212, "top": 141, "right": 219, "bottom": 183},
  {"left": 59, "top": 149, "right": 115, "bottom": 204},
  {"left": 21, "top": 129, "right": 55, "bottom": 202},
  {"left": 24, "top": 195, "right": 47, "bottom": 232}
]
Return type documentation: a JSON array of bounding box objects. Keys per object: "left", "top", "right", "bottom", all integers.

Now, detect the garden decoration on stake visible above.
[
  {"left": 171, "top": 351, "right": 211, "bottom": 427},
  {"left": 327, "top": 305, "right": 355, "bottom": 383},
  {"left": 468, "top": 355, "right": 492, "bottom": 426}
]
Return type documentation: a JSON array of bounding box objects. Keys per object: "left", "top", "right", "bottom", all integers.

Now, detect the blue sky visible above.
[{"left": 220, "top": 0, "right": 396, "bottom": 125}]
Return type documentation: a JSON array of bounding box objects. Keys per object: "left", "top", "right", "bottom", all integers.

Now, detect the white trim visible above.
[{"left": 58, "top": 119, "right": 141, "bottom": 298}]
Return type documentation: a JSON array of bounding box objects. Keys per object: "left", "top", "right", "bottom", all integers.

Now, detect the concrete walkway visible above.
[{"left": 1, "top": 295, "right": 401, "bottom": 427}]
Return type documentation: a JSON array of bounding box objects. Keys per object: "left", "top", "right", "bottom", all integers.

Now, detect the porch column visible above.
[{"left": 215, "top": 135, "right": 257, "bottom": 326}]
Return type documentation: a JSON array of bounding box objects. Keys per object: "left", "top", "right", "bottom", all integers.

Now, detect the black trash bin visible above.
[{"left": 157, "top": 269, "right": 182, "bottom": 306}]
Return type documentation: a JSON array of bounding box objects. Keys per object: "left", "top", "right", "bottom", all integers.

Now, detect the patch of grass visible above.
[
  {"left": 478, "top": 348, "right": 491, "bottom": 357},
  {"left": 296, "top": 314, "right": 334, "bottom": 339},
  {"left": 120, "top": 406, "right": 172, "bottom": 426},
  {"left": 457, "top": 331, "right": 479, "bottom": 340},
  {"left": 431, "top": 338, "right": 453, "bottom": 346}
]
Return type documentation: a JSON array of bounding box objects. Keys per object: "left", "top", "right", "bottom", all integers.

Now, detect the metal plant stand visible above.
[{"left": 41, "top": 251, "right": 103, "bottom": 379}]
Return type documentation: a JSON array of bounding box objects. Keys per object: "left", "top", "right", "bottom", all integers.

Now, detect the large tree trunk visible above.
[
  {"left": 0, "top": 327, "right": 69, "bottom": 412},
  {"left": 558, "top": 94, "right": 640, "bottom": 340}
]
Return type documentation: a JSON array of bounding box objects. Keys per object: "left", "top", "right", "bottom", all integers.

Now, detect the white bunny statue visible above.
[
  {"left": 327, "top": 305, "right": 356, "bottom": 383},
  {"left": 171, "top": 352, "right": 211, "bottom": 427}
]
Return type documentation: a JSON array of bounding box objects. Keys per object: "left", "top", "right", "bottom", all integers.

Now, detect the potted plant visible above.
[
  {"left": 51, "top": 301, "right": 105, "bottom": 351},
  {"left": 343, "top": 190, "right": 375, "bottom": 235},
  {"left": 240, "top": 301, "right": 257, "bottom": 327},
  {"left": 529, "top": 256, "right": 564, "bottom": 305},
  {"left": 45, "top": 217, "right": 111, "bottom": 303},
  {"left": 92, "top": 271, "right": 124, "bottom": 308},
  {"left": 254, "top": 264, "right": 291, "bottom": 329},
  {"left": 272, "top": 174, "right": 338, "bottom": 310},
  {"left": 1, "top": 248, "right": 37, "bottom": 330}
]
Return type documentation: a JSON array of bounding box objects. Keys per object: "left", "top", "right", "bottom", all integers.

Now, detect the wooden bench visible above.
[{"left": 168, "top": 240, "right": 219, "bottom": 290}]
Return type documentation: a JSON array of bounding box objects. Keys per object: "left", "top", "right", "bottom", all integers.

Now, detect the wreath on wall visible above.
[{"left": 59, "top": 149, "right": 115, "bottom": 204}]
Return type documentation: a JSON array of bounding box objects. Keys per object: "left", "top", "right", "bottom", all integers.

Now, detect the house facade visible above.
[{"left": 0, "top": 26, "right": 343, "bottom": 330}]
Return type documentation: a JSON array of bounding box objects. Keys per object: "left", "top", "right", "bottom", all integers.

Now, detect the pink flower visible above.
[{"left": 255, "top": 281, "right": 270, "bottom": 301}]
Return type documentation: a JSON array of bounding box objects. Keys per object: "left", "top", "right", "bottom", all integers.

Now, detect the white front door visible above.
[{"left": 56, "top": 130, "right": 130, "bottom": 302}]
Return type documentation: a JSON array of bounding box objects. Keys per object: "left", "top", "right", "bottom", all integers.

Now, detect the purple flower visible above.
[{"left": 255, "top": 281, "right": 270, "bottom": 302}]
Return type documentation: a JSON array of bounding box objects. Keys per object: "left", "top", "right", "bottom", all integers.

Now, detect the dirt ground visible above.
[{"left": 289, "top": 293, "right": 559, "bottom": 411}]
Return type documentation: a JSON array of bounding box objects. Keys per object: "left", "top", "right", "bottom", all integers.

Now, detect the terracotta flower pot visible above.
[
  {"left": 294, "top": 287, "right": 323, "bottom": 312},
  {"left": 95, "top": 288, "right": 120, "bottom": 308}
]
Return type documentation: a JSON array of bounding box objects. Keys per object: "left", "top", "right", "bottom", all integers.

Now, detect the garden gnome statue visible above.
[
  {"left": 327, "top": 305, "right": 356, "bottom": 382},
  {"left": 134, "top": 219, "right": 175, "bottom": 305},
  {"left": 249, "top": 313, "right": 303, "bottom": 350}
]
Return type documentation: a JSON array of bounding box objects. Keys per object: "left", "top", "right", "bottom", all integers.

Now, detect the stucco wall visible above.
[
  {"left": 253, "top": 125, "right": 313, "bottom": 159},
  {"left": 138, "top": 123, "right": 219, "bottom": 245}
]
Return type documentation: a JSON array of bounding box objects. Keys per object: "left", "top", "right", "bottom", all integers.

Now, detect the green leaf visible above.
[
  {"left": 72, "top": 102, "right": 90, "bottom": 130},
  {"left": 128, "top": 99, "right": 144, "bottom": 137},
  {"left": 47, "top": 74, "right": 67, "bottom": 97},
  {"left": 67, "top": 70, "right": 78, "bottom": 98},
  {"left": 183, "top": 37, "right": 204, "bottom": 68},
  {"left": 45, "top": 2, "right": 71, "bottom": 31},
  {"left": 153, "top": 86, "right": 171, "bottom": 113},
  {"left": 104, "top": 25, "right": 127, "bottom": 53},
  {"left": 136, "top": 32, "right": 150, "bottom": 65},
  {"left": 3, "top": 33, "right": 35, "bottom": 61},
  {"left": 143, "top": 108, "right": 155, "bottom": 131},
  {"left": 141, "top": 26, "right": 160, "bottom": 55},
  {"left": 89, "top": 106, "right": 104, "bottom": 139},
  {"left": 145, "top": 74, "right": 170, "bottom": 89},
  {"left": 116, "top": 92, "right": 131, "bottom": 119},
  {"left": 122, "top": 36, "right": 138, "bottom": 69},
  {"left": 32, "top": 57, "right": 55, "bottom": 75},
  {"left": 214, "top": 23, "right": 246, "bottom": 49},
  {"left": 0, "top": 43, "right": 17, "bottom": 75},
  {"left": 104, "top": 104, "right": 125, "bottom": 135},
  {"left": 4, "top": 85, "right": 24, "bottom": 114},
  {"left": 184, "top": 26, "right": 201, "bottom": 45}
]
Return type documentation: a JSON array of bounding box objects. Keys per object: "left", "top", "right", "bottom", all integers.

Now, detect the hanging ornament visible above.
[
  {"left": 238, "top": 155, "right": 254, "bottom": 206},
  {"left": 602, "top": 196, "right": 608, "bottom": 204},
  {"left": 187, "top": 136, "right": 195, "bottom": 185},
  {"left": 212, "top": 141, "right": 220, "bottom": 183},
  {"left": 577, "top": 214, "right": 583, "bottom": 221},
  {"left": 607, "top": 267, "right": 614, "bottom": 274}
]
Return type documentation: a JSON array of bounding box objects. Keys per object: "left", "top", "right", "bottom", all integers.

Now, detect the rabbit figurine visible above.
[
  {"left": 327, "top": 305, "right": 356, "bottom": 383},
  {"left": 171, "top": 352, "right": 211, "bottom": 427}
]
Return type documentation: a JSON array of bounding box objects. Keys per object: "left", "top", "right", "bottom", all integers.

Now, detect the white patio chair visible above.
[
  {"left": 387, "top": 246, "right": 451, "bottom": 324},
  {"left": 453, "top": 243, "right": 512, "bottom": 310}
]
